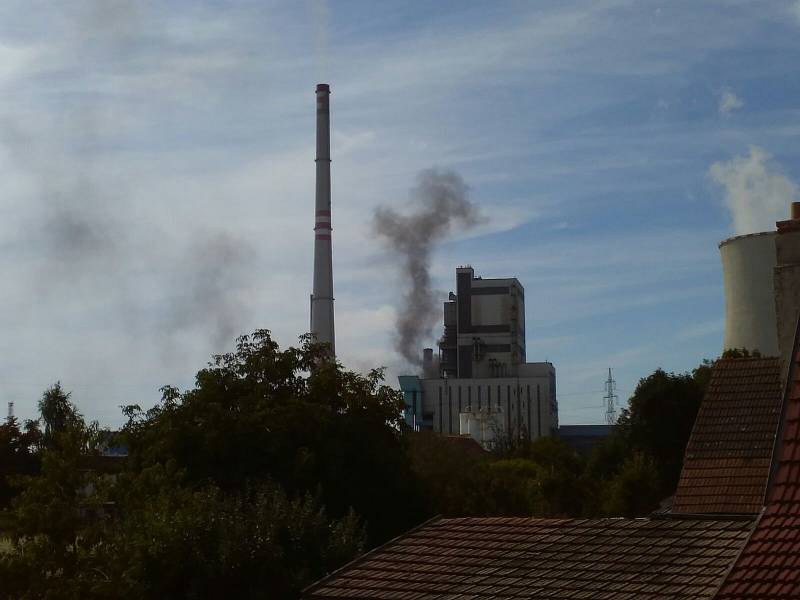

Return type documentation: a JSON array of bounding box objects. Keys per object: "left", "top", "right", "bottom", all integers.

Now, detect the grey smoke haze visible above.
[
  {"left": 308, "top": 0, "right": 329, "bottom": 79},
  {"left": 2, "top": 0, "right": 138, "bottom": 282},
  {"left": 1, "top": 1, "right": 256, "bottom": 354},
  {"left": 165, "top": 233, "right": 256, "bottom": 349},
  {"left": 374, "top": 168, "right": 485, "bottom": 366}
]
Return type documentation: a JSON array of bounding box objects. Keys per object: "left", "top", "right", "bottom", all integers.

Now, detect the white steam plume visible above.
[{"left": 709, "top": 146, "right": 798, "bottom": 235}]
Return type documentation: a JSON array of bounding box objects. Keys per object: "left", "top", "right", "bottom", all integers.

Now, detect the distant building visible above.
[
  {"left": 399, "top": 266, "right": 557, "bottom": 449},
  {"left": 440, "top": 266, "right": 527, "bottom": 379},
  {"left": 557, "top": 424, "right": 614, "bottom": 455}
]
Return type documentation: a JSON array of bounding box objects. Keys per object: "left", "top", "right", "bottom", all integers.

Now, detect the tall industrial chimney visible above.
[{"left": 310, "top": 83, "right": 335, "bottom": 356}]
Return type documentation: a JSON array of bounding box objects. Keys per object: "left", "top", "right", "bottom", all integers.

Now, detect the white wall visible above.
[{"left": 421, "top": 374, "right": 555, "bottom": 441}]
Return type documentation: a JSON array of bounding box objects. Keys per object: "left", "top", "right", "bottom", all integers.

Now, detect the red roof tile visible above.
[
  {"left": 305, "top": 516, "right": 754, "bottom": 600},
  {"left": 715, "top": 327, "right": 800, "bottom": 599},
  {"left": 673, "top": 357, "right": 784, "bottom": 515}
]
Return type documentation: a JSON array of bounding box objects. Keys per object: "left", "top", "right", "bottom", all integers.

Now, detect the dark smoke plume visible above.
[{"left": 374, "top": 168, "right": 485, "bottom": 366}]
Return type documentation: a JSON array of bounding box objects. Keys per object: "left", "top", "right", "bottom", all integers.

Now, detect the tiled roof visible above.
[
  {"left": 672, "top": 357, "right": 784, "bottom": 515},
  {"left": 304, "top": 516, "right": 754, "bottom": 600},
  {"left": 715, "top": 345, "right": 800, "bottom": 598}
]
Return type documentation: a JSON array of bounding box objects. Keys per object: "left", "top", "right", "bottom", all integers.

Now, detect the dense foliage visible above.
[
  {"left": 408, "top": 363, "right": 713, "bottom": 518},
  {"left": 0, "top": 419, "right": 39, "bottom": 510},
  {"left": 0, "top": 331, "right": 716, "bottom": 598},
  {"left": 119, "top": 331, "right": 425, "bottom": 546},
  {"left": 1, "top": 332, "right": 416, "bottom": 599}
]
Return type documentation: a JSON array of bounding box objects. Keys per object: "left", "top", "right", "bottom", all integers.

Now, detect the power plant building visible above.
[
  {"left": 400, "top": 267, "right": 557, "bottom": 448},
  {"left": 720, "top": 202, "right": 800, "bottom": 364}
]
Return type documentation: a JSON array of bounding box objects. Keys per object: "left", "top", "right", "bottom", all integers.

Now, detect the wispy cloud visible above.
[
  {"left": 0, "top": 1, "right": 799, "bottom": 425},
  {"left": 719, "top": 88, "right": 744, "bottom": 115}
]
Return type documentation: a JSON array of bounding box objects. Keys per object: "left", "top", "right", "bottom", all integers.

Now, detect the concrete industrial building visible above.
[
  {"left": 720, "top": 201, "right": 800, "bottom": 363},
  {"left": 399, "top": 267, "right": 557, "bottom": 448}
]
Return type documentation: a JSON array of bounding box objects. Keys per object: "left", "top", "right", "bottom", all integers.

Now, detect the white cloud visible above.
[
  {"left": 709, "top": 146, "right": 798, "bottom": 235},
  {"left": 719, "top": 88, "right": 744, "bottom": 115}
]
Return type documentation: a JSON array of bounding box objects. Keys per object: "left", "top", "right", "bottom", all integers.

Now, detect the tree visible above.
[
  {"left": 0, "top": 409, "right": 106, "bottom": 600},
  {"left": 601, "top": 452, "right": 662, "bottom": 517},
  {"left": 523, "top": 437, "right": 588, "bottom": 516},
  {"left": 120, "top": 330, "right": 427, "bottom": 546},
  {"left": 38, "top": 382, "right": 83, "bottom": 450},
  {"left": 613, "top": 367, "right": 707, "bottom": 498},
  {"left": 99, "top": 477, "right": 367, "bottom": 600},
  {"left": 409, "top": 432, "right": 594, "bottom": 518},
  {"left": 2, "top": 464, "right": 366, "bottom": 600},
  {"left": 0, "top": 417, "right": 39, "bottom": 509},
  {"left": 1, "top": 348, "right": 379, "bottom": 599},
  {"left": 408, "top": 430, "right": 490, "bottom": 516}
]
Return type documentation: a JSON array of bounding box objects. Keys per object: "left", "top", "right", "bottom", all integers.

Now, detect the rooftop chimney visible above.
[
  {"left": 792, "top": 202, "right": 800, "bottom": 221},
  {"left": 310, "top": 83, "right": 335, "bottom": 356}
]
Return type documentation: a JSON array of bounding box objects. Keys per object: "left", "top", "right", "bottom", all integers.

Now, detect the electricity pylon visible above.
[{"left": 604, "top": 368, "right": 618, "bottom": 425}]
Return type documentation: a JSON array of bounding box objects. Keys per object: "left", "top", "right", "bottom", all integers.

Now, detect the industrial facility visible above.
[
  {"left": 720, "top": 201, "right": 800, "bottom": 362},
  {"left": 310, "top": 83, "right": 336, "bottom": 356},
  {"left": 399, "top": 266, "right": 557, "bottom": 449}
]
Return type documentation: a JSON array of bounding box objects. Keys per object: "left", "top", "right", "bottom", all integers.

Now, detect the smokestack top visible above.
[
  {"left": 792, "top": 201, "right": 800, "bottom": 221},
  {"left": 316, "top": 83, "right": 330, "bottom": 93},
  {"left": 422, "top": 348, "right": 435, "bottom": 378}
]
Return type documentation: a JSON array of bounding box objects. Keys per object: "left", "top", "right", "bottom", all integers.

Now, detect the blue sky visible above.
[{"left": 1, "top": 1, "right": 799, "bottom": 425}]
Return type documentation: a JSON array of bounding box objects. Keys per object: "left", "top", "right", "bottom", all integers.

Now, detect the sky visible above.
[{"left": 1, "top": 0, "right": 799, "bottom": 426}]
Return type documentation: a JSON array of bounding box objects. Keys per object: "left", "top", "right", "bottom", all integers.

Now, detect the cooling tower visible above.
[{"left": 719, "top": 231, "right": 779, "bottom": 356}]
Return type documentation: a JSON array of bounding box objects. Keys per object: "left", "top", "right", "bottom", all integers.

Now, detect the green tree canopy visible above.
[
  {"left": 600, "top": 452, "right": 662, "bottom": 517},
  {"left": 615, "top": 367, "right": 707, "bottom": 496},
  {"left": 0, "top": 417, "right": 39, "bottom": 509},
  {"left": 1, "top": 332, "right": 413, "bottom": 599},
  {"left": 37, "top": 382, "right": 83, "bottom": 450},
  {"left": 121, "top": 330, "right": 426, "bottom": 546}
]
